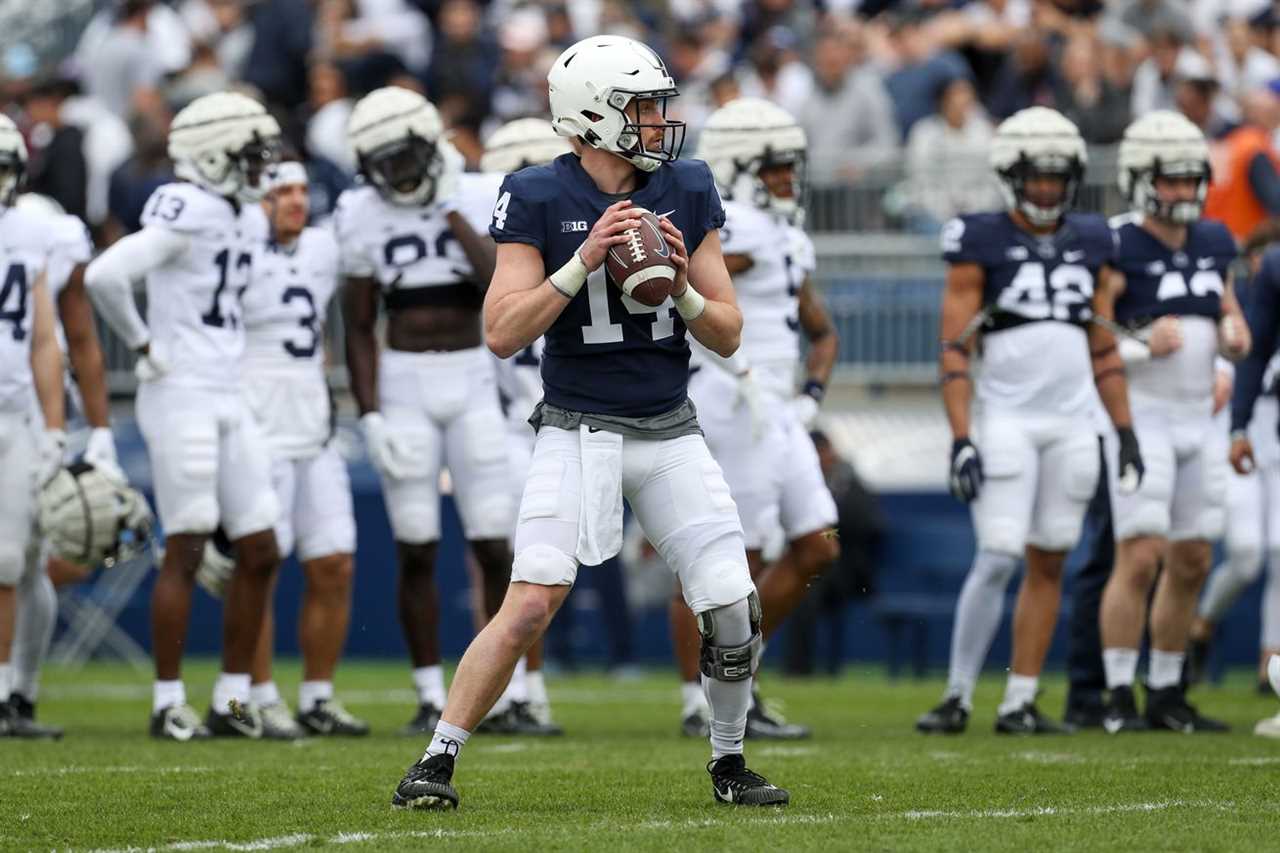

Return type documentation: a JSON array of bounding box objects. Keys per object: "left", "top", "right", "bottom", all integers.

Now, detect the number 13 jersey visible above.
[
  {"left": 489, "top": 154, "right": 725, "bottom": 417},
  {"left": 941, "top": 210, "right": 1114, "bottom": 417}
]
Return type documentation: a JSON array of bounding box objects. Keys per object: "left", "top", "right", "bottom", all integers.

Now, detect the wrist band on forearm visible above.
[
  {"left": 548, "top": 250, "right": 588, "bottom": 299},
  {"left": 802, "top": 379, "right": 826, "bottom": 402},
  {"left": 673, "top": 283, "right": 706, "bottom": 321}
]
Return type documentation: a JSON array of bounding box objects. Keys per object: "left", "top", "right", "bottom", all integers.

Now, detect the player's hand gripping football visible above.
[
  {"left": 948, "top": 438, "right": 983, "bottom": 503},
  {"left": 578, "top": 200, "right": 642, "bottom": 271},
  {"left": 1116, "top": 427, "right": 1144, "bottom": 494},
  {"left": 1230, "top": 431, "right": 1256, "bottom": 475},
  {"left": 656, "top": 215, "right": 689, "bottom": 296}
]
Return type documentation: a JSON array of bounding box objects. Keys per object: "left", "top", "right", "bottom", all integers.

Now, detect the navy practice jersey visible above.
[
  {"left": 489, "top": 154, "right": 725, "bottom": 416},
  {"left": 1232, "top": 245, "right": 1280, "bottom": 432},
  {"left": 941, "top": 211, "right": 1114, "bottom": 333},
  {"left": 1110, "top": 215, "right": 1236, "bottom": 328}
]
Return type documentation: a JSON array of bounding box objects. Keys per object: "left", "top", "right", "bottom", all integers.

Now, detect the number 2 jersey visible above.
[
  {"left": 0, "top": 206, "right": 61, "bottom": 413},
  {"left": 138, "top": 182, "right": 264, "bottom": 388},
  {"left": 241, "top": 215, "right": 341, "bottom": 459},
  {"left": 1110, "top": 214, "right": 1237, "bottom": 410},
  {"left": 489, "top": 153, "right": 725, "bottom": 417},
  {"left": 942, "top": 210, "right": 1114, "bottom": 417}
]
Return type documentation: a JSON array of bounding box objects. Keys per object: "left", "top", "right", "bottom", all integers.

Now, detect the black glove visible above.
[
  {"left": 1116, "top": 427, "right": 1144, "bottom": 494},
  {"left": 949, "top": 438, "right": 984, "bottom": 503}
]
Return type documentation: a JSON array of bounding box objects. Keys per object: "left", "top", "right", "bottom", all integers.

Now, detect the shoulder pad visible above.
[
  {"left": 1107, "top": 211, "right": 1141, "bottom": 230},
  {"left": 719, "top": 201, "right": 771, "bottom": 257},
  {"left": 941, "top": 212, "right": 1001, "bottom": 263},
  {"left": 139, "top": 182, "right": 236, "bottom": 233},
  {"left": 300, "top": 225, "right": 340, "bottom": 266},
  {"left": 503, "top": 163, "right": 561, "bottom": 204},
  {"left": 1193, "top": 219, "right": 1238, "bottom": 258},
  {"left": 49, "top": 213, "right": 93, "bottom": 263},
  {"left": 669, "top": 158, "right": 716, "bottom": 193},
  {"left": 455, "top": 172, "right": 506, "bottom": 233},
  {"left": 332, "top": 185, "right": 382, "bottom": 243}
]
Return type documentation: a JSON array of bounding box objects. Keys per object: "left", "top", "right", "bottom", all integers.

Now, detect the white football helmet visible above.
[
  {"left": 697, "top": 97, "right": 807, "bottom": 222},
  {"left": 480, "top": 117, "right": 572, "bottom": 174},
  {"left": 168, "top": 91, "right": 281, "bottom": 201},
  {"left": 989, "top": 106, "right": 1087, "bottom": 228},
  {"left": 0, "top": 113, "right": 28, "bottom": 207},
  {"left": 1118, "top": 110, "right": 1211, "bottom": 225},
  {"left": 39, "top": 463, "right": 155, "bottom": 569},
  {"left": 347, "top": 86, "right": 461, "bottom": 207},
  {"left": 548, "top": 35, "right": 685, "bottom": 173}
]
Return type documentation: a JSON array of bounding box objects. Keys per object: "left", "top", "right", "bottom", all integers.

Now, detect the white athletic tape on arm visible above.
[
  {"left": 1118, "top": 335, "right": 1150, "bottom": 366},
  {"left": 549, "top": 249, "right": 588, "bottom": 299},
  {"left": 672, "top": 282, "right": 706, "bottom": 321}
]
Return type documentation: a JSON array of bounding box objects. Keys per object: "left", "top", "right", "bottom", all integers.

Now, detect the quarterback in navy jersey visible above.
[
  {"left": 392, "top": 35, "right": 789, "bottom": 811},
  {"left": 1097, "top": 111, "right": 1251, "bottom": 734},
  {"left": 917, "top": 108, "right": 1143, "bottom": 737}
]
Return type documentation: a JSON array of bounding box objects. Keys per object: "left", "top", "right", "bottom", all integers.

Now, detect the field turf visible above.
[{"left": 5, "top": 661, "right": 1280, "bottom": 851}]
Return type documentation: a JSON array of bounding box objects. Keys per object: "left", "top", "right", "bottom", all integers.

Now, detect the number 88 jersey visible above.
[{"left": 941, "top": 210, "right": 1115, "bottom": 416}]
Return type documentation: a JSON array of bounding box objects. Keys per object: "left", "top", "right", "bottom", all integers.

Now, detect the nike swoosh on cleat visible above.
[
  {"left": 164, "top": 719, "right": 195, "bottom": 742},
  {"left": 714, "top": 784, "right": 735, "bottom": 803},
  {"left": 1162, "top": 715, "right": 1193, "bottom": 734},
  {"left": 1102, "top": 718, "right": 1123, "bottom": 734}
]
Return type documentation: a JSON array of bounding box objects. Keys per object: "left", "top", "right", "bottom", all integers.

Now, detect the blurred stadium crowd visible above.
[{"left": 8, "top": 0, "right": 1280, "bottom": 244}]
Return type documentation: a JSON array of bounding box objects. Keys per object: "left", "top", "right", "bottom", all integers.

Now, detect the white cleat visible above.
[{"left": 1253, "top": 711, "right": 1280, "bottom": 738}]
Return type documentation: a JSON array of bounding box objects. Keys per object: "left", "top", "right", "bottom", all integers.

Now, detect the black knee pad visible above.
[{"left": 697, "top": 591, "right": 762, "bottom": 682}]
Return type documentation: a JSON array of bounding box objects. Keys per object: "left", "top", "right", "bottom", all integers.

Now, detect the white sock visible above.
[
  {"left": 412, "top": 666, "right": 446, "bottom": 708},
  {"left": 299, "top": 680, "right": 333, "bottom": 713},
  {"left": 423, "top": 720, "right": 470, "bottom": 761},
  {"left": 526, "top": 670, "right": 548, "bottom": 706},
  {"left": 13, "top": 563, "right": 56, "bottom": 701},
  {"left": 250, "top": 681, "right": 281, "bottom": 708},
  {"left": 0, "top": 663, "right": 11, "bottom": 702},
  {"left": 1147, "top": 650, "right": 1185, "bottom": 689},
  {"left": 212, "top": 672, "right": 251, "bottom": 715},
  {"left": 998, "top": 673, "right": 1039, "bottom": 715},
  {"left": 681, "top": 680, "right": 709, "bottom": 716},
  {"left": 153, "top": 679, "right": 185, "bottom": 713},
  {"left": 510, "top": 657, "right": 529, "bottom": 704},
  {"left": 1103, "top": 648, "right": 1139, "bottom": 689}
]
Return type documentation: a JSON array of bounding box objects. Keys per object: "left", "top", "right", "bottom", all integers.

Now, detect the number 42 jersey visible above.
[{"left": 942, "top": 210, "right": 1114, "bottom": 417}]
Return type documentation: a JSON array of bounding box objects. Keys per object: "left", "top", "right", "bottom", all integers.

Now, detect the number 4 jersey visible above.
[
  {"left": 241, "top": 215, "right": 340, "bottom": 460},
  {"left": 490, "top": 154, "right": 724, "bottom": 417},
  {"left": 0, "top": 206, "right": 60, "bottom": 413},
  {"left": 942, "top": 210, "right": 1114, "bottom": 417},
  {"left": 138, "top": 182, "right": 263, "bottom": 387}
]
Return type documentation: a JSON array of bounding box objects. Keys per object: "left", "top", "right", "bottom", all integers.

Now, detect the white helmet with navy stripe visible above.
[
  {"left": 0, "top": 113, "right": 28, "bottom": 206},
  {"left": 990, "top": 106, "right": 1086, "bottom": 227},
  {"left": 1118, "top": 110, "right": 1210, "bottom": 224},
  {"left": 347, "top": 86, "right": 462, "bottom": 207},
  {"left": 480, "top": 117, "right": 572, "bottom": 174},
  {"left": 696, "top": 97, "right": 807, "bottom": 221},
  {"left": 168, "top": 91, "right": 281, "bottom": 201}
]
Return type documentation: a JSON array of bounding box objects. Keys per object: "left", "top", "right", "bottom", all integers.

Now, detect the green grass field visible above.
[{"left": 5, "top": 661, "right": 1280, "bottom": 852}]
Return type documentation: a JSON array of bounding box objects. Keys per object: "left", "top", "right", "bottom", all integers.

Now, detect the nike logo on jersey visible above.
[
  {"left": 1062, "top": 249, "right": 1085, "bottom": 263},
  {"left": 1005, "top": 246, "right": 1029, "bottom": 261},
  {"left": 1196, "top": 257, "right": 1215, "bottom": 270}
]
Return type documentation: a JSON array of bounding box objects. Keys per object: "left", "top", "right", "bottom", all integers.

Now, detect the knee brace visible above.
[
  {"left": 697, "top": 590, "right": 762, "bottom": 682},
  {"left": 511, "top": 543, "right": 577, "bottom": 587}
]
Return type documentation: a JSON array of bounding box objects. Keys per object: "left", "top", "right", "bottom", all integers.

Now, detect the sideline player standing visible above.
[
  {"left": 1099, "top": 111, "right": 1250, "bottom": 733},
  {"left": 916, "top": 107, "right": 1144, "bottom": 735},
  {"left": 336, "top": 86, "right": 510, "bottom": 736},
  {"left": 85, "top": 91, "right": 284, "bottom": 739},
  {"left": 391, "top": 35, "right": 788, "bottom": 810}
]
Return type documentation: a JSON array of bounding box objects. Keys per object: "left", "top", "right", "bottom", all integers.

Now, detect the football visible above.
[{"left": 605, "top": 207, "right": 676, "bottom": 307}]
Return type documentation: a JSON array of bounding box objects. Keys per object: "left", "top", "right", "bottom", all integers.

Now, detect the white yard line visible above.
[
  {"left": 8, "top": 766, "right": 212, "bottom": 778},
  {"left": 41, "top": 685, "right": 677, "bottom": 706}
]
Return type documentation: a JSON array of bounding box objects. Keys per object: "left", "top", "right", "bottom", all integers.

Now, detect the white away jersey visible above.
[
  {"left": 44, "top": 212, "right": 93, "bottom": 299},
  {"left": 0, "top": 207, "right": 56, "bottom": 412},
  {"left": 139, "top": 182, "right": 264, "bottom": 388},
  {"left": 241, "top": 224, "right": 341, "bottom": 459}
]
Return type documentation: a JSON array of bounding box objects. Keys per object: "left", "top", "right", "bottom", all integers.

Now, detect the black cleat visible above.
[
  {"left": 682, "top": 707, "right": 711, "bottom": 738},
  {"left": 708, "top": 754, "right": 789, "bottom": 806},
  {"left": 746, "top": 693, "right": 810, "bottom": 739},
  {"left": 994, "top": 702, "right": 1074, "bottom": 735},
  {"left": 4, "top": 695, "right": 63, "bottom": 739},
  {"left": 509, "top": 701, "right": 563, "bottom": 736},
  {"left": 1145, "top": 686, "right": 1230, "bottom": 733},
  {"left": 1258, "top": 679, "right": 1274, "bottom": 697},
  {"left": 1063, "top": 701, "right": 1107, "bottom": 730},
  {"left": 205, "top": 702, "right": 264, "bottom": 738},
  {"left": 392, "top": 753, "right": 459, "bottom": 810},
  {"left": 297, "top": 699, "right": 370, "bottom": 736},
  {"left": 149, "top": 703, "right": 212, "bottom": 741},
  {"left": 916, "top": 696, "right": 969, "bottom": 734},
  {"left": 1102, "top": 686, "right": 1149, "bottom": 734},
  {"left": 475, "top": 706, "right": 520, "bottom": 734},
  {"left": 399, "top": 702, "right": 442, "bottom": 737},
  {"left": 1185, "top": 637, "right": 1211, "bottom": 685}
]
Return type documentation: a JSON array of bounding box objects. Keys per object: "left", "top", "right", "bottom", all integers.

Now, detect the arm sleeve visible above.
[
  {"left": 1232, "top": 255, "right": 1280, "bottom": 431},
  {"left": 84, "top": 227, "right": 188, "bottom": 350},
  {"left": 488, "top": 174, "right": 546, "bottom": 250},
  {"left": 1248, "top": 152, "right": 1280, "bottom": 216}
]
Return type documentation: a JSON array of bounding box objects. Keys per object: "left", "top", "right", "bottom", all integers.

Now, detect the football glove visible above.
[
  {"left": 949, "top": 438, "right": 983, "bottom": 503},
  {"left": 1116, "top": 427, "right": 1144, "bottom": 494},
  {"left": 790, "top": 394, "right": 820, "bottom": 430},
  {"left": 360, "top": 412, "right": 414, "bottom": 480},
  {"left": 734, "top": 370, "right": 768, "bottom": 441},
  {"left": 84, "top": 427, "right": 126, "bottom": 484}
]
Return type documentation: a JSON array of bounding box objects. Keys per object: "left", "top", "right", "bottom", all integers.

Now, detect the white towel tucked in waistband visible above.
[{"left": 575, "top": 425, "right": 624, "bottom": 566}]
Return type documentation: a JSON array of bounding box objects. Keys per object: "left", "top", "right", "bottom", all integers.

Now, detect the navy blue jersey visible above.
[
  {"left": 941, "top": 211, "right": 1114, "bottom": 334},
  {"left": 1111, "top": 216, "right": 1236, "bottom": 328},
  {"left": 1232, "top": 245, "right": 1280, "bottom": 431},
  {"left": 489, "top": 154, "right": 725, "bottom": 416}
]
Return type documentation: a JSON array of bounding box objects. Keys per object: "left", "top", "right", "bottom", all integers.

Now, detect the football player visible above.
[
  {"left": 0, "top": 116, "right": 68, "bottom": 737},
  {"left": 236, "top": 160, "right": 367, "bottom": 738},
  {"left": 916, "top": 107, "right": 1144, "bottom": 735},
  {"left": 392, "top": 35, "right": 788, "bottom": 810},
  {"left": 85, "top": 91, "right": 284, "bottom": 740},
  {"left": 676, "top": 98, "right": 839, "bottom": 739},
  {"left": 336, "top": 87, "right": 510, "bottom": 736},
  {"left": 472, "top": 117, "right": 571, "bottom": 736},
  {"left": 1099, "top": 110, "right": 1249, "bottom": 733}
]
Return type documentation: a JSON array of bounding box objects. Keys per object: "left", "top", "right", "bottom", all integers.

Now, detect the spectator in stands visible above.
[
  {"left": 901, "top": 77, "right": 999, "bottom": 232},
  {"left": 21, "top": 77, "right": 88, "bottom": 222},
  {"left": 1204, "top": 86, "right": 1280, "bottom": 244},
  {"left": 796, "top": 25, "right": 897, "bottom": 187},
  {"left": 986, "top": 29, "right": 1060, "bottom": 120},
  {"left": 177, "top": 0, "right": 255, "bottom": 80},
  {"left": 737, "top": 25, "right": 814, "bottom": 109},
  {"left": 164, "top": 41, "right": 235, "bottom": 110},
  {"left": 306, "top": 62, "right": 356, "bottom": 175},
  {"left": 1172, "top": 52, "right": 1233, "bottom": 138},
  {"left": 72, "top": 0, "right": 192, "bottom": 117},
  {"left": 668, "top": 31, "right": 733, "bottom": 142},
  {"left": 1054, "top": 30, "right": 1134, "bottom": 145},
  {"left": 490, "top": 7, "right": 553, "bottom": 124},
  {"left": 1106, "top": 0, "right": 1195, "bottom": 41},
  {"left": 106, "top": 96, "right": 173, "bottom": 241},
  {"left": 885, "top": 9, "right": 970, "bottom": 139},
  {"left": 425, "top": 0, "right": 497, "bottom": 133},
  {"left": 241, "top": 0, "right": 313, "bottom": 109},
  {"left": 1130, "top": 24, "right": 1193, "bottom": 117},
  {"left": 1213, "top": 1, "right": 1280, "bottom": 105}
]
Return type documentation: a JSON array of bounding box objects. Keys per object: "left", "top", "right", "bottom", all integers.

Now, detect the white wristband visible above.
[
  {"left": 1118, "top": 335, "right": 1150, "bottom": 366},
  {"left": 672, "top": 283, "right": 706, "bottom": 321},
  {"left": 548, "top": 250, "right": 588, "bottom": 299}
]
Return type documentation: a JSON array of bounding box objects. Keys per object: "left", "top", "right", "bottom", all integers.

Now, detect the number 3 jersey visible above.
[
  {"left": 241, "top": 218, "right": 341, "bottom": 459},
  {"left": 1110, "top": 214, "right": 1237, "bottom": 408},
  {"left": 0, "top": 206, "right": 60, "bottom": 413},
  {"left": 942, "top": 211, "right": 1114, "bottom": 417},
  {"left": 138, "top": 182, "right": 263, "bottom": 388},
  {"left": 490, "top": 154, "right": 725, "bottom": 417}
]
